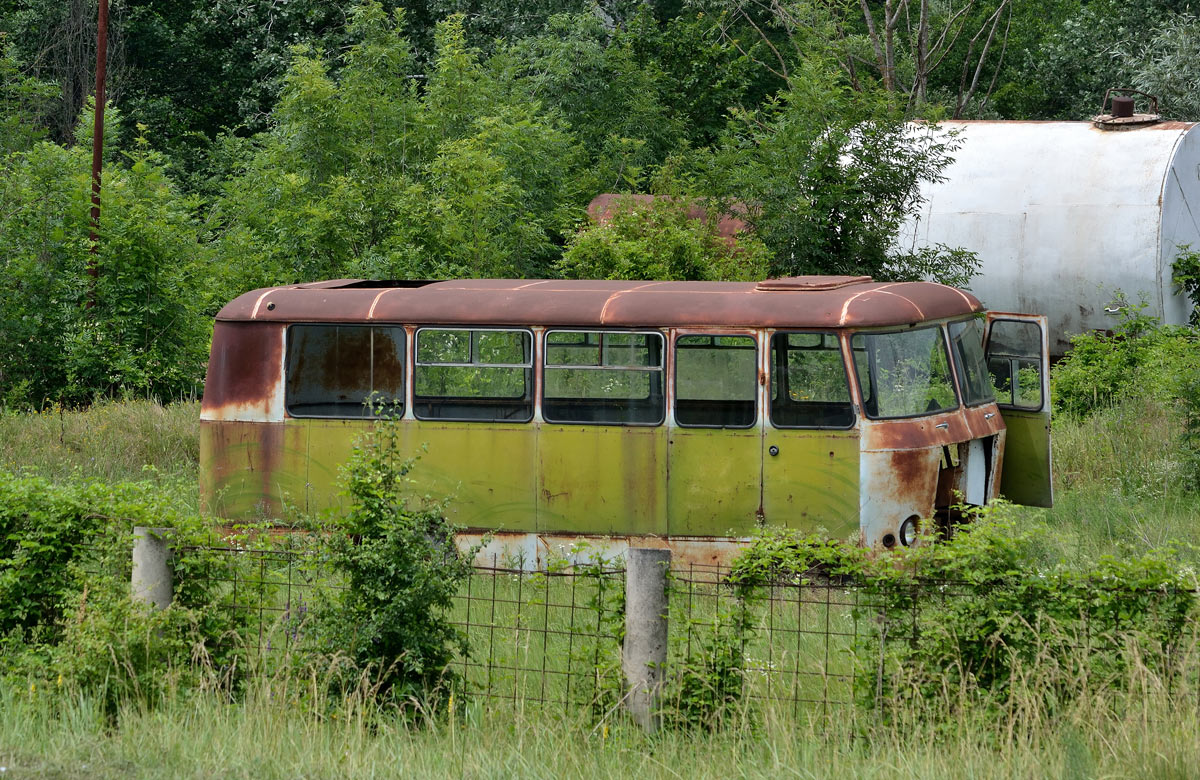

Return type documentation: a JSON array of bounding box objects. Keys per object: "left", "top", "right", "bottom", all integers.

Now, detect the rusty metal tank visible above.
[{"left": 901, "top": 120, "right": 1200, "bottom": 354}]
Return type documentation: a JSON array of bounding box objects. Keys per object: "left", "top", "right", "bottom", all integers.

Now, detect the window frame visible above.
[
  {"left": 284, "top": 323, "right": 407, "bottom": 420},
  {"left": 767, "top": 330, "right": 857, "bottom": 430},
  {"left": 946, "top": 316, "right": 997, "bottom": 408},
  {"left": 850, "top": 324, "right": 963, "bottom": 421},
  {"left": 672, "top": 332, "right": 759, "bottom": 430},
  {"left": 984, "top": 317, "right": 1046, "bottom": 412},
  {"left": 541, "top": 328, "right": 667, "bottom": 427},
  {"left": 412, "top": 326, "right": 535, "bottom": 423}
]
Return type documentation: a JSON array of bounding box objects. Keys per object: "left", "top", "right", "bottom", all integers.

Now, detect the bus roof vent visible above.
[{"left": 756, "top": 275, "right": 873, "bottom": 291}]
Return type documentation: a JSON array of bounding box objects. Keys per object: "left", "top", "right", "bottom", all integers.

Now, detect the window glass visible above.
[
  {"left": 986, "top": 320, "right": 1044, "bottom": 410},
  {"left": 851, "top": 326, "right": 958, "bottom": 419},
  {"left": 286, "top": 325, "right": 405, "bottom": 418},
  {"left": 543, "top": 331, "right": 664, "bottom": 425},
  {"left": 947, "top": 318, "right": 996, "bottom": 406},
  {"left": 770, "top": 332, "right": 854, "bottom": 428},
  {"left": 674, "top": 335, "right": 757, "bottom": 428},
  {"left": 414, "top": 328, "right": 532, "bottom": 421}
]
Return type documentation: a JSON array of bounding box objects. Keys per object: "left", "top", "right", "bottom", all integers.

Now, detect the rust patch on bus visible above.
[
  {"left": 862, "top": 404, "right": 1005, "bottom": 451},
  {"left": 201, "top": 322, "right": 284, "bottom": 420},
  {"left": 216, "top": 279, "right": 982, "bottom": 330}
]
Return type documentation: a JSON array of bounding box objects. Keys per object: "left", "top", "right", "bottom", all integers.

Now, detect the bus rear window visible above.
[
  {"left": 852, "top": 326, "right": 958, "bottom": 419},
  {"left": 286, "top": 325, "right": 405, "bottom": 418},
  {"left": 769, "top": 332, "right": 854, "bottom": 428},
  {"left": 543, "top": 331, "right": 664, "bottom": 425},
  {"left": 414, "top": 328, "right": 533, "bottom": 422}
]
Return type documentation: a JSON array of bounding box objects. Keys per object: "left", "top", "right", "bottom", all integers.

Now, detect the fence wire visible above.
[{"left": 115, "top": 544, "right": 1200, "bottom": 723}]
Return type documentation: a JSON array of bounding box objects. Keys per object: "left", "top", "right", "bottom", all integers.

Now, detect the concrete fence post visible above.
[
  {"left": 623, "top": 547, "right": 670, "bottom": 732},
  {"left": 132, "top": 526, "right": 173, "bottom": 611}
]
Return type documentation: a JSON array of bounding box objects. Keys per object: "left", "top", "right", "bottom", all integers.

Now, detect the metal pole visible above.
[
  {"left": 87, "top": 0, "right": 109, "bottom": 307},
  {"left": 623, "top": 548, "right": 670, "bottom": 732}
]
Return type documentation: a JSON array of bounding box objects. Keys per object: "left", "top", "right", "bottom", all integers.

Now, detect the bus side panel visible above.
[
  {"left": 406, "top": 423, "right": 537, "bottom": 531},
  {"left": 304, "top": 419, "right": 371, "bottom": 517},
  {"left": 537, "top": 425, "right": 667, "bottom": 536},
  {"left": 200, "top": 419, "right": 309, "bottom": 518},
  {"left": 667, "top": 427, "right": 762, "bottom": 536},
  {"left": 858, "top": 446, "right": 940, "bottom": 548},
  {"left": 761, "top": 429, "right": 859, "bottom": 536}
]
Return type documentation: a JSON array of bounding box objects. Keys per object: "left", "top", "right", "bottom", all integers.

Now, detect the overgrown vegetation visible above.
[
  {"left": 720, "top": 504, "right": 1197, "bottom": 726},
  {"left": 17, "top": 0, "right": 1187, "bottom": 406},
  {"left": 0, "top": 471, "right": 249, "bottom": 711},
  {"left": 313, "top": 410, "right": 473, "bottom": 708}
]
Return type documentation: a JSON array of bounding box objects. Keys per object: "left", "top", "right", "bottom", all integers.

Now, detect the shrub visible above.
[
  {"left": 727, "top": 506, "right": 1198, "bottom": 718},
  {"left": 558, "top": 196, "right": 771, "bottom": 282},
  {"left": 312, "top": 411, "right": 473, "bottom": 709},
  {"left": 1051, "top": 302, "right": 1200, "bottom": 419},
  {"left": 0, "top": 471, "right": 251, "bottom": 709}
]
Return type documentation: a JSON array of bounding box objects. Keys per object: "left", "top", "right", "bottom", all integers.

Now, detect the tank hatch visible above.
[{"left": 1092, "top": 88, "right": 1161, "bottom": 131}]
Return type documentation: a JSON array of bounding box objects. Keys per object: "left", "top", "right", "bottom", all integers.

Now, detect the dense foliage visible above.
[
  {"left": 2, "top": 0, "right": 1199, "bottom": 405},
  {"left": 727, "top": 504, "right": 1198, "bottom": 717},
  {"left": 0, "top": 470, "right": 247, "bottom": 709}
]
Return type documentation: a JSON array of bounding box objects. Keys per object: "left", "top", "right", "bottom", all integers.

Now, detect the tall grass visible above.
[
  {"left": 2, "top": 665, "right": 1199, "bottom": 779},
  {"left": 1037, "top": 397, "right": 1200, "bottom": 565},
  {"left": 0, "top": 399, "right": 200, "bottom": 511}
]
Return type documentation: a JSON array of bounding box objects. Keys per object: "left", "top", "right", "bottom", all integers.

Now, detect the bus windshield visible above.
[{"left": 852, "top": 326, "right": 958, "bottom": 419}]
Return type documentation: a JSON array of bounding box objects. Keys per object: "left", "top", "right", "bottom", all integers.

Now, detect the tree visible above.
[
  {"left": 717, "top": 0, "right": 1015, "bottom": 116},
  {"left": 0, "top": 35, "right": 57, "bottom": 154},
  {"left": 0, "top": 118, "right": 211, "bottom": 407},
  {"left": 211, "top": 5, "right": 586, "bottom": 293},
  {"left": 702, "top": 56, "right": 968, "bottom": 281},
  {"left": 1127, "top": 13, "right": 1200, "bottom": 121}
]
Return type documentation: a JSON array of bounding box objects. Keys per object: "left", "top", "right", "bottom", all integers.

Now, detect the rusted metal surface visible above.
[
  {"left": 200, "top": 419, "right": 306, "bottom": 517},
  {"left": 860, "top": 403, "right": 1005, "bottom": 451},
  {"left": 858, "top": 402, "right": 1007, "bottom": 548},
  {"left": 903, "top": 120, "right": 1200, "bottom": 354},
  {"left": 859, "top": 446, "right": 941, "bottom": 549},
  {"left": 216, "top": 278, "right": 982, "bottom": 330},
  {"left": 200, "top": 322, "right": 285, "bottom": 422},
  {"left": 757, "top": 275, "right": 873, "bottom": 291},
  {"left": 586, "top": 194, "right": 749, "bottom": 243},
  {"left": 456, "top": 531, "right": 752, "bottom": 570},
  {"left": 200, "top": 287, "right": 1047, "bottom": 555}
]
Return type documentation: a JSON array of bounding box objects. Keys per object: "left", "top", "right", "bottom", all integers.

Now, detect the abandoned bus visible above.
[{"left": 200, "top": 276, "right": 1051, "bottom": 567}]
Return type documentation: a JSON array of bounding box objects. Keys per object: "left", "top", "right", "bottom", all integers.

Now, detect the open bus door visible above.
[{"left": 984, "top": 313, "right": 1053, "bottom": 507}]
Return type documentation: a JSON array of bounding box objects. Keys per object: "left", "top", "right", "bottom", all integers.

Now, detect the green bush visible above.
[
  {"left": 312, "top": 412, "right": 474, "bottom": 708},
  {"left": 0, "top": 471, "right": 252, "bottom": 709},
  {"left": 558, "top": 196, "right": 770, "bottom": 282},
  {"left": 1051, "top": 303, "right": 1200, "bottom": 419},
  {"left": 728, "top": 506, "right": 1198, "bottom": 718}
]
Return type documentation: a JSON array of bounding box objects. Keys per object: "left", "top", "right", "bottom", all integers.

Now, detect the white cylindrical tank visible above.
[{"left": 902, "top": 121, "right": 1200, "bottom": 354}]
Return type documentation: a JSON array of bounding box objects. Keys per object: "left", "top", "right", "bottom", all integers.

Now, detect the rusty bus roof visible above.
[{"left": 215, "top": 277, "right": 982, "bottom": 329}]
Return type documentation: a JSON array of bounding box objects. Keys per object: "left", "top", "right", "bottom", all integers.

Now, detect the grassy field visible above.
[
  {"left": 1, "top": 677, "right": 1198, "bottom": 779},
  {"left": 2, "top": 398, "right": 1199, "bottom": 777}
]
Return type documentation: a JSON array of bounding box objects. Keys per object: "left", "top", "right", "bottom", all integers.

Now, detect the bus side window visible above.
[
  {"left": 543, "top": 331, "right": 665, "bottom": 425},
  {"left": 674, "top": 335, "right": 757, "bottom": 428},
  {"left": 769, "top": 332, "right": 855, "bottom": 428},
  {"left": 286, "top": 325, "right": 405, "bottom": 418},
  {"left": 413, "top": 328, "right": 533, "bottom": 422}
]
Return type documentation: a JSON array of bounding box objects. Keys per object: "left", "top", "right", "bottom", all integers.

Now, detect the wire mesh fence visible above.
[
  {"left": 48, "top": 536, "right": 1200, "bottom": 726},
  {"left": 667, "top": 563, "right": 861, "bottom": 724},
  {"left": 449, "top": 557, "right": 625, "bottom": 715}
]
